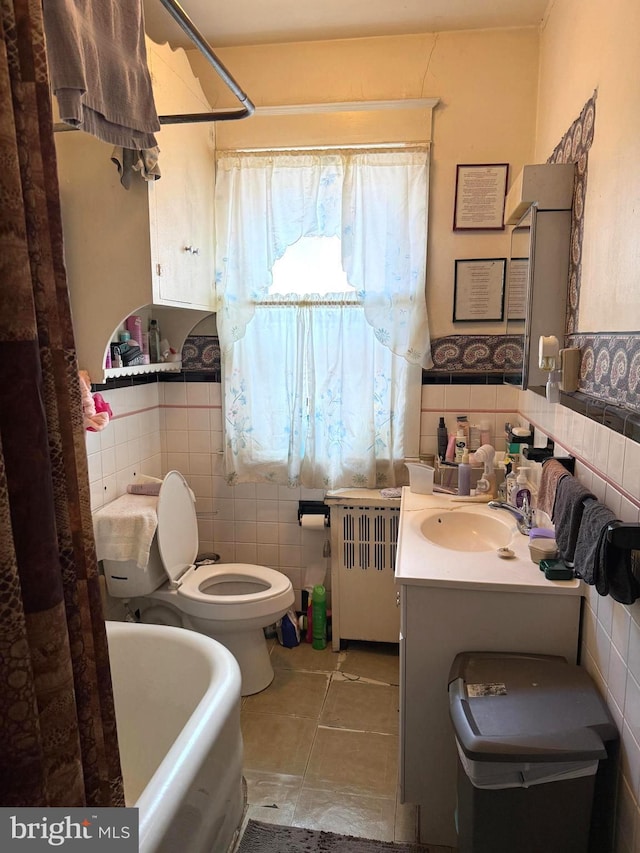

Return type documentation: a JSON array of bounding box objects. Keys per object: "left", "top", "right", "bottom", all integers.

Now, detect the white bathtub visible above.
[{"left": 106, "top": 621, "right": 244, "bottom": 853}]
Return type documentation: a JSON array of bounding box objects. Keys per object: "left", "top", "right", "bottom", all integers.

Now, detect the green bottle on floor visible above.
[{"left": 312, "top": 584, "right": 327, "bottom": 649}]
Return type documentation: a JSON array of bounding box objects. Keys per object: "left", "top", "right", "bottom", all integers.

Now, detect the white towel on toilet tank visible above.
[{"left": 93, "top": 492, "right": 159, "bottom": 569}]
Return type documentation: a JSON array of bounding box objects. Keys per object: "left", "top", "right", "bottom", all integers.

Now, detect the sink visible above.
[{"left": 419, "top": 510, "right": 514, "bottom": 552}]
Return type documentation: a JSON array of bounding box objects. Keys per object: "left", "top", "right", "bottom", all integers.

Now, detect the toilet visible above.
[{"left": 101, "top": 470, "right": 294, "bottom": 695}]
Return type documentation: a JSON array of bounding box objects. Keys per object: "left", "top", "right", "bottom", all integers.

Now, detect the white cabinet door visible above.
[{"left": 149, "top": 121, "right": 215, "bottom": 309}]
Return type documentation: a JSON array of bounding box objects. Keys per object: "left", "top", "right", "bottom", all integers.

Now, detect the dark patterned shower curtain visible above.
[{"left": 0, "top": 0, "right": 123, "bottom": 806}]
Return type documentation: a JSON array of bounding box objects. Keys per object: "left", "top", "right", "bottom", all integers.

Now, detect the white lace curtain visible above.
[{"left": 214, "top": 148, "right": 431, "bottom": 488}]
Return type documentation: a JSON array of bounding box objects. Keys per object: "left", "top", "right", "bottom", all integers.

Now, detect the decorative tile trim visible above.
[
  {"left": 547, "top": 91, "right": 597, "bottom": 335},
  {"left": 567, "top": 333, "right": 640, "bottom": 412},
  {"left": 181, "top": 335, "right": 221, "bottom": 371},
  {"left": 427, "top": 334, "right": 523, "bottom": 373}
]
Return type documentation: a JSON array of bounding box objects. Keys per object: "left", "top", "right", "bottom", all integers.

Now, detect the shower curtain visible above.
[{"left": 0, "top": 0, "right": 123, "bottom": 806}]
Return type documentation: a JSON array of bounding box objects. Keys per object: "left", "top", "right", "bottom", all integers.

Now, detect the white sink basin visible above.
[{"left": 419, "top": 510, "right": 514, "bottom": 551}]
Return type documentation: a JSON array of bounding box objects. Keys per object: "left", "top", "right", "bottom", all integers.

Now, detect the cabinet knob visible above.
[{"left": 184, "top": 245, "right": 200, "bottom": 256}]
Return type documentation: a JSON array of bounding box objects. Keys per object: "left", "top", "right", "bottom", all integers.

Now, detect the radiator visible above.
[{"left": 329, "top": 504, "right": 400, "bottom": 650}]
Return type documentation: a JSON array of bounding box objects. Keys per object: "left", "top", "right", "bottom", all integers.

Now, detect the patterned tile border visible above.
[
  {"left": 547, "top": 91, "right": 596, "bottom": 335},
  {"left": 567, "top": 333, "right": 640, "bottom": 411},
  {"left": 427, "top": 334, "right": 523, "bottom": 374},
  {"left": 182, "top": 335, "right": 221, "bottom": 372}
]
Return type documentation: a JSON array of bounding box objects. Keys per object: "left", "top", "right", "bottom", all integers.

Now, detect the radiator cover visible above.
[{"left": 329, "top": 504, "right": 400, "bottom": 650}]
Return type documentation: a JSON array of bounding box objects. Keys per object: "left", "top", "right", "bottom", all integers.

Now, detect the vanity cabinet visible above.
[
  {"left": 395, "top": 488, "right": 582, "bottom": 848},
  {"left": 54, "top": 39, "right": 215, "bottom": 382},
  {"left": 504, "top": 163, "right": 575, "bottom": 391}
]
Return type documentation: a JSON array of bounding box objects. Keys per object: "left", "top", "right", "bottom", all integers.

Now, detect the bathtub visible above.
[{"left": 106, "top": 621, "right": 244, "bottom": 853}]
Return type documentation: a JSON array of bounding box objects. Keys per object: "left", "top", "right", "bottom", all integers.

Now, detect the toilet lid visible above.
[{"left": 157, "top": 470, "right": 198, "bottom": 584}]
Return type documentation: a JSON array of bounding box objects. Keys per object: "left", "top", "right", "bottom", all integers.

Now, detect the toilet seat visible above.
[
  {"left": 155, "top": 472, "right": 293, "bottom": 624},
  {"left": 176, "top": 563, "right": 293, "bottom": 621}
]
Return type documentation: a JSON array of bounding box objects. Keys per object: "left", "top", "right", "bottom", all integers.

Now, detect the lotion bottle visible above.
[
  {"left": 454, "top": 428, "right": 467, "bottom": 463},
  {"left": 458, "top": 449, "right": 471, "bottom": 496}
]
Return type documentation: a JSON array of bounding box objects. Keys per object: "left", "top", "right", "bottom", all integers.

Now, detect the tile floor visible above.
[{"left": 236, "top": 638, "right": 455, "bottom": 851}]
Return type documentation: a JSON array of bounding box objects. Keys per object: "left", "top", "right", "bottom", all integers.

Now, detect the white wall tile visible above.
[
  {"left": 469, "top": 386, "right": 497, "bottom": 411},
  {"left": 443, "top": 385, "right": 471, "bottom": 411}
]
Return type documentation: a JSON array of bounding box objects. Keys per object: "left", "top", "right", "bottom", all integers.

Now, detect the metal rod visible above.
[{"left": 157, "top": 0, "right": 254, "bottom": 123}]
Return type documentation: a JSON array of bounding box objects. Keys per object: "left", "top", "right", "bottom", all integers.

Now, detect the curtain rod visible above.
[
  {"left": 156, "top": 0, "right": 254, "bottom": 123},
  {"left": 218, "top": 142, "right": 431, "bottom": 154}
]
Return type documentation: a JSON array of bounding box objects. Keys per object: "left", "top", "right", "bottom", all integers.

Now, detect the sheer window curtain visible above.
[{"left": 215, "top": 149, "right": 431, "bottom": 489}]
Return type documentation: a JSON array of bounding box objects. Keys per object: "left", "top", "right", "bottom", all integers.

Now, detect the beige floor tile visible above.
[
  {"left": 271, "top": 640, "right": 339, "bottom": 673},
  {"left": 241, "top": 711, "right": 317, "bottom": 775},
  {"left": 243, "top": 669, "right": 330, "bottom": 719},
  {"left": 292, "top": 786, "right": 397, "bottom": 841},
  {"left": 340, "top": 641, "right": 400, "bottom": 685},
  {"left": 320, "top": 679, "right": 399, "bottom": 734},
  {"left": 243, "top": 769, "right": 303, "bottom": 825},
  {"left": 304, "top": 726, "right": 398, "bottom": 797}
]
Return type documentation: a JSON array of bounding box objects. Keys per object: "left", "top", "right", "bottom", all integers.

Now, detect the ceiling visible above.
[{"left": 143, "top": 0, "right": 549, "bottom": 50}]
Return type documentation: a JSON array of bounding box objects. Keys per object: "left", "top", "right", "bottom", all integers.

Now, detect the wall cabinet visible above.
[
  {"left": 54, "top": 39, "right": 215, "bottom": 382},
  {"left": 504, "top": 163, "right": 575, "bottom": 391}
]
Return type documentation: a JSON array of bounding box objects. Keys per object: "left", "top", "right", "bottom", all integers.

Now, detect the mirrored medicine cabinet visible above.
[{"left": 502, "top": 163, "right": 575, "bottom": 392}]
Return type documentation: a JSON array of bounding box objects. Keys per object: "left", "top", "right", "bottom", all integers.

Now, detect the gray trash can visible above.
[{"left": 448, "top": 652, "right": 618, "bottom": 853}]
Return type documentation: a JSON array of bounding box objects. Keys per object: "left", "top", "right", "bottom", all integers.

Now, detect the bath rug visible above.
[{"left": 237, "top": 819, "right": 431, "bottom": 853}]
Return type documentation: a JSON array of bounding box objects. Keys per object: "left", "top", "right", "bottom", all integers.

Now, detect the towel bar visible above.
[{"left": 606, "top": 521, "right": 640, "bottom": 550}]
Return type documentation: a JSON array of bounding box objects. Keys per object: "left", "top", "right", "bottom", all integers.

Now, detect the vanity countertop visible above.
[{"left": 395, "top": 487, "right": 582, "bottom": 595}]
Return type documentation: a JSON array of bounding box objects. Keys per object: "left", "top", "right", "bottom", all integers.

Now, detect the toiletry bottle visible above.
[
  {"left": 445, "top": 433, "right": 456, "bottom": 463},
  {"left": 437, "top": 417, "right": 448, "bottom": 461},
  {"left": 468, "top": 423, "right": 481, "bottom": 452},
  {"left": 312, "top": 585, "right": 327, "bottom": 650},
  {"left": 505, "top": 464, "right": 518, "bottom": 506},
  {"left": 456, "top": 415, "right": 469, "bottom": 441},
  {"left": 513, "top": 466, "right": 537, "bottom": 510},
  {"left": 480, "top": 420, "right": 491, "bottom": 446},
  {"left": 148, "top": 318, "right": 161, "bottom": 363},
  {"left": 454, "top": 428, "right": 467, "bottom": 463},
  {"left": 458, "top": 449, "right": 471, "bottom": 496}
]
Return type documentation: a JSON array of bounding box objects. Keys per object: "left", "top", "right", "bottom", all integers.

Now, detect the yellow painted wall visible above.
[
  {"left": 537, "top": 0, "right": 640, "bottom": 333},
  {"left": 187, "top": 28, "right": 540, "bottom": 338}
]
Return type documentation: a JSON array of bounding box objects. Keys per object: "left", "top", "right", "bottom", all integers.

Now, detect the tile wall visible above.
[{"left": 86, "top": 376, "right": 640, "bottom": 847}]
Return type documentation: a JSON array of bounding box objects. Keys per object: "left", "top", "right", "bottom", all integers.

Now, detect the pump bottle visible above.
[{"left": 457, "top": 449, "right": 471, "bottom": 496}]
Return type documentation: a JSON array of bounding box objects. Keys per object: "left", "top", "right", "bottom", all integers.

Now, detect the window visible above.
[{"left": 214, "top": 149, "right": 431, "bottom": 489}]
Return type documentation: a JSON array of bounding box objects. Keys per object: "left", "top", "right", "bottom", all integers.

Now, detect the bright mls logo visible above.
[{"left": 0, "top": 808, "right": 138, "bottom": 851}]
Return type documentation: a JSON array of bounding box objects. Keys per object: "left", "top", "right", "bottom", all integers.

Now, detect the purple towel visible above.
[
  {"left": 552, "top": 476, "right": 595, "bottom": 565},
  {"left": 574, "top": 499, "right": 640, "bottom": 604}
]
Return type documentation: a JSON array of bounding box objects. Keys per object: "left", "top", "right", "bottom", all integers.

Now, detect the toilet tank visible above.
[{"left": 103, "top": 536, "right": 166, "bottom": 599}]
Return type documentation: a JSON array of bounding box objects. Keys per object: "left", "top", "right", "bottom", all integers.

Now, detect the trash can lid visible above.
[{"left": 448, "top": 652, "right": 617, "bottom": 764}]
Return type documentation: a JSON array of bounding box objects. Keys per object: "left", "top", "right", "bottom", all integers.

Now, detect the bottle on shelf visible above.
[
  {"left": 454, "top": 428, "right": 467, "bottom": 463},
  {"left": 437, "top": 417, "right": 448, "bottom": 461},
  {"left": 148, "top": 318, "right": 161, "bottom": 363}
]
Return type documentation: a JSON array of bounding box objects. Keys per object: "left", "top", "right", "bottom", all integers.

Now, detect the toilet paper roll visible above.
[{"left": 300, "top": 514, "right": 326, "bottom": 529}]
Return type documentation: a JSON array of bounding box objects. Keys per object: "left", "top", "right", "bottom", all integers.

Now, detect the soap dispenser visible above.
[{"left": 513, "top": 466, "right": 537, "bottom": 510}]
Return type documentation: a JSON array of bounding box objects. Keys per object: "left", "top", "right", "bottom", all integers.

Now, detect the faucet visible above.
[{"left": 488, "top": 496, "right": 534, "bottom": 534}]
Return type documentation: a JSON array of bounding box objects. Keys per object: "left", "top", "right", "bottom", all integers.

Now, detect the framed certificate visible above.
[
  {"left": 453, "top": 258, "right": 506, "bottom": 322},
  {"left": 506, "top": 258, "right": 528, "bottom": 321},
  {"left": 453, "top": 163, "right": 509, "bottom": 230}
]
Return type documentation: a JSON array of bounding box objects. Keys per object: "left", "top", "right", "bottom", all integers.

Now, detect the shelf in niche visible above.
[{"left": 104, "top": 361, "right": 182, "bottom": 379}]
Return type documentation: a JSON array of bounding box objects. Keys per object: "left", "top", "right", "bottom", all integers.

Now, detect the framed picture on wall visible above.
[
  {"left": 453, "top": 258, "right": 506, "bottom": 322},
  {"left": 453, "top": 163, "right": 509, "bottom": 230}
]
